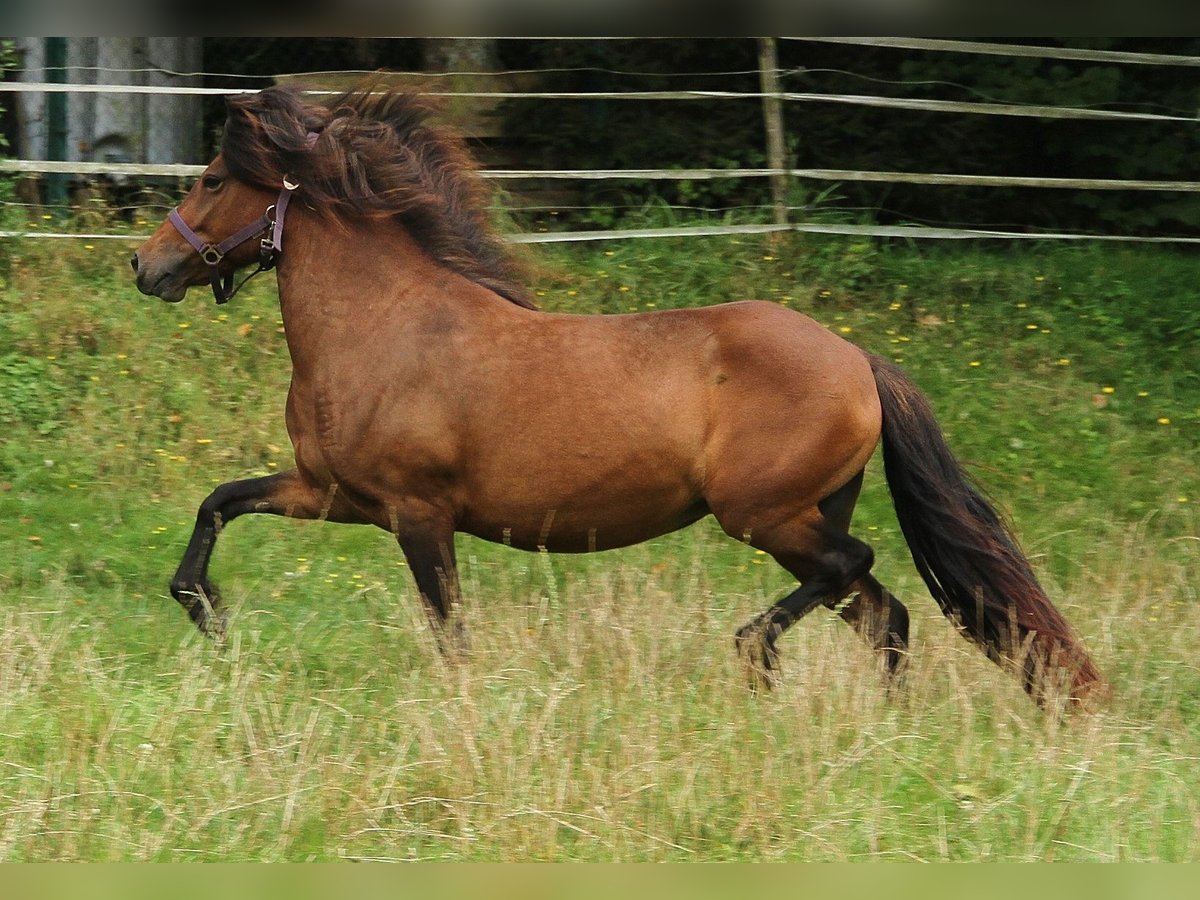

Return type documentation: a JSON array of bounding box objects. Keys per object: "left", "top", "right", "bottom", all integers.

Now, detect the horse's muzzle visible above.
[{"left": 131, "top": 249, "right": 190, "bottom": 303}]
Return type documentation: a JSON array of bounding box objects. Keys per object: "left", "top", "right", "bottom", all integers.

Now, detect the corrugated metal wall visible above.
[{"left": 15, "top": 37, "right": 203, "bottom": 167}]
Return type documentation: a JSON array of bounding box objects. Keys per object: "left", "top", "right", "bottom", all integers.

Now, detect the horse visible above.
[{"left": 130, "top": 84, "right": 1104, "bottom": 705}]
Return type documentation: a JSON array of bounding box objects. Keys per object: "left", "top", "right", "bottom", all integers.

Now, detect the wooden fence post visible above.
[{"left": 757, "top": 37, "right": 789, "bottom": 231}]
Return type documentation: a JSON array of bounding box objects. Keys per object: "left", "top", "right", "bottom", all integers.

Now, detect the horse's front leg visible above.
[
  {"left": 391, "top": 506, "right": 467, "bottom": 655},
  {"left": 170, "top": 469, "right": 351, "bottom": 634}
]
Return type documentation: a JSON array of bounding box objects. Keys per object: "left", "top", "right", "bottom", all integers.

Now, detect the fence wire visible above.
[{"left": 5, "top": 38, "right": 1199, "bottom": 245}]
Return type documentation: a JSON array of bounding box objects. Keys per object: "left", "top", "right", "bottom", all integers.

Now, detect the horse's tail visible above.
[{"left": 868, "top": 355, "right": 1104, "bottom": 703}]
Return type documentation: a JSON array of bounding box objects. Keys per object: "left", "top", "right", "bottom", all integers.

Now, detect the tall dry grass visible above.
[{"left": 0, "top": 524, "right": 1195, "bottom": 861}]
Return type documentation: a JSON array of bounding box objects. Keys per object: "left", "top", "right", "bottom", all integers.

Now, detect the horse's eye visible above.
[{"left": 202, "top": 174, "right": 224, "bottom": 191}]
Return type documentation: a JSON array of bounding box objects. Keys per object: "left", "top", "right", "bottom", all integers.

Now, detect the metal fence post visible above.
[{"left": 44, "top": 37, "right": 69, "bottom": 214}]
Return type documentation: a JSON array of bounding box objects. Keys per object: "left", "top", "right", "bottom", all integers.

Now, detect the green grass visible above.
[{"left": 0, "top": 230, "right": 1197, "bottom": 860}]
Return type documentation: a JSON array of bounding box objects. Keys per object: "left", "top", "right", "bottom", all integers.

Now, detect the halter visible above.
[
  {"left": 167, "top": 178, "right": 298, "bottom": 305},
  {"left": 167, "top": 132, "right": 318, "bottom": 305}
]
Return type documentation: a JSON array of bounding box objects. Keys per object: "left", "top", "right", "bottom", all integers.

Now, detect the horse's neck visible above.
[{"left": 272, "top": 211, "right": 503, "bottom": 369}]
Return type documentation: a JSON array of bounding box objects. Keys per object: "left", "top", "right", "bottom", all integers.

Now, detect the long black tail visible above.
[{"left": 869, "top": 355, "right": 1104, "bottom": 702}]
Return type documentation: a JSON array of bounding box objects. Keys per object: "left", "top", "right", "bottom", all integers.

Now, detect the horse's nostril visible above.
[{"left": 130, "top": 254, "right": 139, "bottom": 274}]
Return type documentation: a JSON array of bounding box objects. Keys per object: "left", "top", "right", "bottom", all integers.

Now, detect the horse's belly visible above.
[{"left": 459, "top": 481, "right": 709, "bottom": 552}]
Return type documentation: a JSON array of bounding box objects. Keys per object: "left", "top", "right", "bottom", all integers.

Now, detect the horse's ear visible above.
[
  {"left": 225, "top": 90, "right": 270, "bottom": 121},
  {"left": 223, "top": 91, "right": 261, "bottom": 123},
  {"left": 219, "top": 94, "right": 260, "bottom": 162}
]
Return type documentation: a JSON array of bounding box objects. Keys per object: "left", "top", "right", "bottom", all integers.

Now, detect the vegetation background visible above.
[{"left": 0, "top": 230, "right": 1197, "bottom": 860}]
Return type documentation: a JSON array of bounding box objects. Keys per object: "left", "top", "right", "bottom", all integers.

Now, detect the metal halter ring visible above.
[{"left": 199, "top": 245, "right": 225, "bottom": 266}]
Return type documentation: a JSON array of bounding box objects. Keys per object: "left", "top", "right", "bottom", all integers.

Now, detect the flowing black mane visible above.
[{"left": 222, "top": 82, "right": 535, "bottom": 309}]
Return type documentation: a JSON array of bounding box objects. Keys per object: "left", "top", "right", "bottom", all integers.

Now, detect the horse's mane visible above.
[{"left": 222, "top": 82, "right": 535, "bottom": 309}]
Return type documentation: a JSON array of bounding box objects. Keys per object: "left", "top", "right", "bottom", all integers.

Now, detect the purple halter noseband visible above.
[{"left": 167, "top": 132, "right": 318, "bottom": 304}]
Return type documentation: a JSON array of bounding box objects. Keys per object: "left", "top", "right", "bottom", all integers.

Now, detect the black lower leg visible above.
[
  {"left": 399, "top": 532, "right": 466, "bottom": 654},
  {"left": 735, "top": 532, "right": 875, "bottom": 687},
  {"left": 735, "top": 580, "right": 831, "bottom": 685},
  {"left": 170, "top": 472, "right": 320, "bottom": 633},
  {"left": 835, "top": 576, "right": 910, "bottom": 679},
  {"left": 171, "top": 517, "right": 222, "bottom": 632}
]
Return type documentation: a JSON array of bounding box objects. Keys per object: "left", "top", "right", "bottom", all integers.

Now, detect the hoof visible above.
[
  {"left": 171, "top": 581, "right": 226, "bottom": 638},
  {"left": 193, "top": 604, "right": 229, "bottom": 640},
  {"left": 881, "top": 639, "right": 910, "bottom": 684},
  {"left": 435, "top": 619, "right": 471, "bottom": 659},
  {"left": 735, "top": 623, "right": 778, "bottom": 694}
]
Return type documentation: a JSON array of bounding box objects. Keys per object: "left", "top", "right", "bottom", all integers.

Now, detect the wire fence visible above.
[{"left": 3, "top": 37, "right": 1199, "bottom": 246}]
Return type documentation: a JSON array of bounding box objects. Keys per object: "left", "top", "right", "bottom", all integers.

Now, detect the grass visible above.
[{"left": 0, "top": 226, "right": 1198, "bottom": 860}]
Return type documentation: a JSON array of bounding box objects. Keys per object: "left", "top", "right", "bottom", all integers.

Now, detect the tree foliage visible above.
[{"left": 783, "top": 38, "right": 1200, "bottom": 234}]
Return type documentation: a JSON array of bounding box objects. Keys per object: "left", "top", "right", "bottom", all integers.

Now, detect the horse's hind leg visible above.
[
  {"left": 734, "top": 524, "right": 876, "bottom": 691},
  {"left": 171, "top": 469, "right": 353, "bottom": 634},
  {"left": 732, "top": 471, "right": 898, "bottom": 690},
  {"left": 834, "top": 575, "right": 910, "bottom": 681}
]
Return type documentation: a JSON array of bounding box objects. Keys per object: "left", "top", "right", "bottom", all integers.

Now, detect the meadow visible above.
[{"left": 0, "top": 224, "right": 1197, "bottom": 860}]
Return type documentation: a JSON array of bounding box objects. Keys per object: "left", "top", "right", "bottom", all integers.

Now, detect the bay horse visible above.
[{"left": 131, "top": 84, "right": 1103, "bottom": 704}]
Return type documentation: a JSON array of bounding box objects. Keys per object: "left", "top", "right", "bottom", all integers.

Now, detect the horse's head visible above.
[
  {"left": 131, "top": 154, "right": 283, "bottom": 303},
  {"left": 132, "top": 82, "right": 534, "bottom": 308}
]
